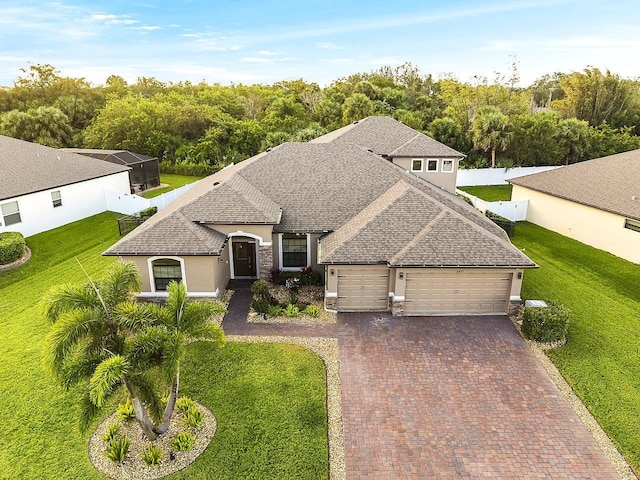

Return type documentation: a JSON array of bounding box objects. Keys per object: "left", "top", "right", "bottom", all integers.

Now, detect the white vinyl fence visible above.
[
  {"left": 105, "top": 181, "right": 200, "bottom": 215},
  {"left": 456, "top": 166, "right": 562, "bottom": 187},
  {"left": 456, "top": 189, "right": 528, "bottom": 222}
]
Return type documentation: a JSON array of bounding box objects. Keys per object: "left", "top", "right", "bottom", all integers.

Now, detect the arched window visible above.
[{"left": 152, "top": 258, "right": 183, "bottom": 291}]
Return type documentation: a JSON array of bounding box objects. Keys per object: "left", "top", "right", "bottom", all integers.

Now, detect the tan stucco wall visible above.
[
  {"left": 512, "top": 185, "right": 640, "bottom": 264},
  {"left": 392, "top": 156, "right": 458, "bottom": 193},
  {"left": 122, "top": 256, "right": 151, "bottom": 291}
]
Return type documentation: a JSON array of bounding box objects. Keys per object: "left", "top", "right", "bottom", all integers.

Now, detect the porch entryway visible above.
[{"left": 231, "top": 239, "right": 257, "bottom": 278}]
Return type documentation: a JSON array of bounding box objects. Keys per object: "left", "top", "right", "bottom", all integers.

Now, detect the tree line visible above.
[{"left": 1, "top": 62, "right": 639, "bottom": 172}]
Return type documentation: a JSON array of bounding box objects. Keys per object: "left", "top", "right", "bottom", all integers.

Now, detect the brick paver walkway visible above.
[{"left": 222, "top": 284, "right": 620, "bottom": 479}]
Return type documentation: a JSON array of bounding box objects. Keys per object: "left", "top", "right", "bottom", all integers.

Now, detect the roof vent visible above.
[
  {"left": 213, "top": 181, "right": 220, "bottom": 186},
  {"left": 367, "top": 148, "right": 373, "bottom": 153},
  {"left": 352, "top": 121, "right": 359, "bottom": 125},
  {"left": 266, "top": 147, "right": 272, "bottom": 152}
]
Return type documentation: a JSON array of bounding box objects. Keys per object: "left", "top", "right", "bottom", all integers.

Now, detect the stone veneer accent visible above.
[
  {"left": 391, "top": 299, "right": 405, "bottom": 316},
  {"left": 259, "top": 245, "right": 273, "bottom": 280},
  {"left": 325, "top": 296, "right": 338, "bottom": 311}
]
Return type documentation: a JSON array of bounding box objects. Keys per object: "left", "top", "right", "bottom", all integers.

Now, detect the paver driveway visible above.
[{"left": 338, "top": 313, "right": 619, "bottom": 479}]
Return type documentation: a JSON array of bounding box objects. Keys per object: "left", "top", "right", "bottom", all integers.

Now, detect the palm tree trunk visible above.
[
  {"left": 124, "top": 378, "right": 159, "bottom": 440},
  {"left": 491, "top": 147, "right": 496, "bottom": 168},
  {"left": 155, "top": 372, "right": 179, "bottom": 435}
]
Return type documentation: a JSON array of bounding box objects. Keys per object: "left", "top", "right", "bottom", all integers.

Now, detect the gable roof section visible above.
[
  {"left": 181, "top": 174, "right": 281, "bottom": 224},
  {"left": 510, "top": 150, "right": 640, "bottom": 221},
  {"left": 310, "top": 116, "right": 462, "bottom": 157},
  {"left": 0, "top": 135, "right": 130, "bottom": 201},
  {"left": 320, "top": 180, "right": 535, "bottom": 267},
  {"left": 61, "top": 148, "right": 156, "bottom": 166}
]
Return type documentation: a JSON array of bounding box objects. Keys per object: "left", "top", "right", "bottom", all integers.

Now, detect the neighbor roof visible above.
[
  {"left": 509, "top": 149, "right": 640, "bottom": 221},
  {"left": 310, "top": 116, "right": 463, "bottom": 157},
  {"left": 0, "top": 136, "right": 130, "bottom": 201},
  {"left": 105, "top": 138, "right": 533, "bottom": 268},
  {"left": 61, "top": 148, "right": 156, "bottom": 166}
]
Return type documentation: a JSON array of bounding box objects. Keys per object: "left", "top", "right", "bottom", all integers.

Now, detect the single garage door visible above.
[
  {"left": 337, "top": 267, "right": 390, "bottom": 311},
  {"left": 404, "top": 269, "right": 512, "bottom": 315}
]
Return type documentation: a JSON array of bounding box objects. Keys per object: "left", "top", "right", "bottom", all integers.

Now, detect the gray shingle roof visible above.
[
  {"left": 0, "top": 135, "right": 130, "bottom": 201},
  {"left": 310, "top": 116, "right": 462, "bottom": 157},
  {"left": 509, "top": 150, "right": 640, "bottom": 221},
  {"left": 105, "top": 118, "right": 531, "bottom": 268}
]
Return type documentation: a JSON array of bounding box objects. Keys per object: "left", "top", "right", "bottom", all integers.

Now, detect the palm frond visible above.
[
  {"left": 79, "top": 391, "right": 101, "bottom": 432},
  {"left": 60, "top": 351, "right": 106, "bottom": 389},
  {"left": 179, "top": 301, "right": 225, "bottom": 335},
  {"left": 42, "top": 309, "right": 102, "bottom": 381},
  {"left": 116, "top": 301, "right": 154, "bottom": 332},
  {"left": 186, "top": 322, "right": 226, "bottom": 347},
  {"left": 160, "top": 332, "right": 184, "bottom": 384},
  {"left": 101, "top": 262, "right": 141, "bottom": 309},
  {"left": 125, "top": 327, "right": 173, "bottom": 371},
  {"left": 40, "top": 284, "right": 98, "bottom": 323},
  {"left": 89, "top": 355, "right": 128, "bottom": 407}
]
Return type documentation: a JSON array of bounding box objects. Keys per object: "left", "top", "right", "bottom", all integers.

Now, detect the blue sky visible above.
[{"left": 0, "top": 0, "right": 638, "bottom": 87}]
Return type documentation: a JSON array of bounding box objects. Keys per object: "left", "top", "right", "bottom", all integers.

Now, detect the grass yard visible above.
[
  {"left": 0, "top": 212, "right": 328, "bottom": 479},
  {"left": 141, "top": 173, "right": 204, "bottom": 198},
  {"left": 512, "top": 222, "right": 640, "bottom": 472},
  {"left": 458, "top": 184, "right": 512, "bottom": 201}
]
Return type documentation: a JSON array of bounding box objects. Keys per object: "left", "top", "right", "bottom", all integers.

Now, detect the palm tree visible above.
[
  {"left": 470, "top": 106, "right": 511, "bottom": 168},
  {"left": 42, "top": 262, "right": 225, "bottom": 440}
]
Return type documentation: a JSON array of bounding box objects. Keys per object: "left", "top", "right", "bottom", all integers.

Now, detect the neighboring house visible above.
[
  {"left": 510, "top": 150, "right": 640, "bottom": 264},
  {"left": 311, "top": 116, "right": 464, "bottom": 193},
  {"left": 0, "top": 135, "right": 130, "bottom": 237},
  {"left": 105, "top": 117, "right": 535, "bottom": 316},
  {"left": 62, "top": 148, "right": 160, "bottom": 193}
]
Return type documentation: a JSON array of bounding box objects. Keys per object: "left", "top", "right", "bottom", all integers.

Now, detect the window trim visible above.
[
  {"left": 624, "top": 218, "right": 640, "bottom": 233},
  {"left": 1, "top": 201, "right": 21, "bottom": 226},
  {"left": 51, "top": 190, "right": 62, "bottom": 208},
  {"left": 410, "top": 158, "right": 423, "bottom": 172},
  {"left": 278, "top": 233, "right": 311, "bottom": 271},
  {"left": 426, "top": 159, "right": 438, "bottom": 172},
  {"left": 147, "top": 256, "right": 187, "bottom": 293},
  {"left": 442, "top": 159, "right": 454, "bottom": 173}
]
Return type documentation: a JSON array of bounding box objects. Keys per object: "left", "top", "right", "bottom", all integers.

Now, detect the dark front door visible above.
[{"left": 233, "top": 241, "right": 257, "bottom": 277}]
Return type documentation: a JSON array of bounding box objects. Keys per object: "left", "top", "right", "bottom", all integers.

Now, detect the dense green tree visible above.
[
  {"left": 342, "top": 93, "right": 375, "bottom": 123},
  {"left": 556, "top": 117, "right": 590, "bottom": 164},
  {"left": 0, "top": 106, "right": 73, "bottom": 147},
  {"left": 506, "top": 112, "right": 561, "bottom": 166},
  {"left": 427, "top": 117, "right": 469, "bottom": 154}
]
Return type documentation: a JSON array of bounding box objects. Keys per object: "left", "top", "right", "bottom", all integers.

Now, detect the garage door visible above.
[
  {"left": 337, "top": 267, "right": 390, "bottom": 311},
  {"left": 404, "top": 269, "right": 512, "bottom": 315}
]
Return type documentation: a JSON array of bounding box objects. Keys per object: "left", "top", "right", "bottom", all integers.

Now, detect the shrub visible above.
[
  {"left": 176, "top": 396, "right": 197, "bottom": 414},
  {"left": 138, "top": 206, "right": 157, "bottom": 220},
  {"left": 251, "top": 298, "right": 271, "bottom": 314},
  {"left": 267, "top": 305, "right": 283, "bottom": 317},
  {"left": 250, "top": 279, "right": 270, "bottom": 298},
  {"left": 102, "top": 423, "right": 121, "bottom": 444},
  {"left": 304, "top": 305, "right": 320, "bottom": 317},
  {"left": 141, "top": 444, "right": 163, "bottom": 466},
  {"left": 300, "top": 266, "right": 315, "bottom": 285},
  {"left": 269, "top": 266, "right": 283, "bottom": 284},
  {"left": 159, "top": 160, "right": 220, "bottom": 177},
  {"left": 283, "top": 304, "right": 300, "bottom": 318},
  {"left": 172, "top": 432, "right": 195, "bottom": 452},
  {"left": 183, "top": 406, "right": 204, "bottom": 429},
  {"left": 104, "top": 435, "right": 130, "bottom": 462},
  {"left": 0, "top": 232, "right": 26, "bottom": 265},
  {"left": 521, "top": 302, "right": 570, "bottom": 343},
  {"left": 118, "top": 398, "right": 135, "bottom": 422}
]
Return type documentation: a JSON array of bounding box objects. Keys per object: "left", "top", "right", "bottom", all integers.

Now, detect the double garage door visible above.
[
  {"left": 336, "top": 267, "right": 512, "bottom": 315},
  {"left": 404, "top": 269, "right": 513, "bottom": 315}
]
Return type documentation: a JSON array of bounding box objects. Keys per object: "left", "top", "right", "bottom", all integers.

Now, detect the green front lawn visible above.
[
  {"left": 142, "top": 174, "right": 204, "bottom": 198},
  {"left": 512, "top": 222, "right": 640, "bottom": 472},
  {"left": 458, "top": 184, "right": 512, "bottom": 201},
  {"left": 0, "top": 212, "right": 328, "bottom": 479}
]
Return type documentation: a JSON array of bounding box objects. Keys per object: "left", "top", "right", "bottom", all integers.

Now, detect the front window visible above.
[
  {"left": 282, "top": 233, "right": 308, "bottom": 268},
  {"left": 442, "top": 159, "right": 454, "bottom": 172},
  {"left": 152, "top": 258, "right": 182, "bottom": 291},
  {"left": 51, "top": 191, "right": 62, "bottom": 208},
  {"left": 411, "top": 159, "right": 423, "bottom": 172},
  {"left": 426, "top": 159, "right": 438, "bottom": 171},
  {"left": 1, "top": 201, "right": 21, "bottom": 226}
]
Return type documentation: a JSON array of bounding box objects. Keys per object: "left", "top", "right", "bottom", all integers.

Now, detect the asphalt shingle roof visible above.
[
  {"left": 311, "top": 116, "right": 462, "bottom": 157},
  {"left": 510, "top": 149, "right": 640, "bottom": 221},
  {"left": 106, "top": 134, "right": 532, "bottom": 267},
  {"left": 0, "top": 135, "right": 130, "bottom": 201}
]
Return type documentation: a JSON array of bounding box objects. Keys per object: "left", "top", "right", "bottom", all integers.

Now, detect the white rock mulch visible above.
[
  {"left": 509, "top": 309, "right": 636, "bottom": 480},
  {"left": 228, "top": 334, "right": 345, "bottom": 480},
  {"left": 89, "top": 404, "right": 216, "bottom": 480}
]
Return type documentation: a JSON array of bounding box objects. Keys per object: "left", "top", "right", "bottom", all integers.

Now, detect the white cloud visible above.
[
  {"left": 257, "top": 50, "right": 279, "bottom": 56},
  {"left": 316, "top": 42, "right": 342, "bottom": 50}
]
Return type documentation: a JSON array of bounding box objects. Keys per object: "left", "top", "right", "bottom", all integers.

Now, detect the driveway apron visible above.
[{"left": 337, "top": 313, "right": 619, "bottom": 479}]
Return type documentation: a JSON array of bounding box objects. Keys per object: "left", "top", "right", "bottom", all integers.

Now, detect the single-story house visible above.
[
  {"left": 311, "top": 116, "right": 464, "bottom": 193},
  {"left": 0, "top": 135, "right": 131, "bottom": 238},
  {"left": 510, "top": 150, "right": 640, "bottom": 264},
  {"left": 62, "top": 148, "right": 160, "bottom": 193},
  {"left": 105, "top": 116, "right": 535, "bottom": 316}
]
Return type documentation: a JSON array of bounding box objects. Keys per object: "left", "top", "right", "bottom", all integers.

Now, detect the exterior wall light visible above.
[
  {"left": 330, "top": 269, "right": 335, "bottom": 276},
  {"left": 399, "top": 272, "right": 404, "bottom": 279}
]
